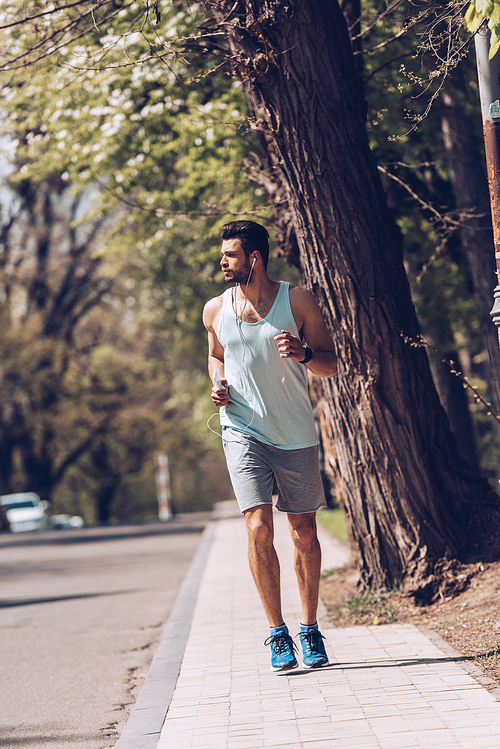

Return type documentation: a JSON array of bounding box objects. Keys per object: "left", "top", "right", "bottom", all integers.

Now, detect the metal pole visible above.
[{"left": 475, "top": 25, "right": 500, "bottom": 346}]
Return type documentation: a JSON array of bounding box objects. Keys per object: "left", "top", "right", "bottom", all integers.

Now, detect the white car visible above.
[
  {"left": 0, "top": 492, "right": 49, "bottom": 533},
  {"left": 49, "top": 514, "right": 84, "bottom": 530}
]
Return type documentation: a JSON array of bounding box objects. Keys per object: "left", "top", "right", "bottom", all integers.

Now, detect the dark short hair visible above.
[{"left": 221, "top": 220, "right": 270, "bottom": 268}]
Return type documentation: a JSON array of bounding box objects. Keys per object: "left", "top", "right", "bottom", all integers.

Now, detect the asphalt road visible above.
[{"left": 0, "top": 513, "right": 211, "bottom": 749}]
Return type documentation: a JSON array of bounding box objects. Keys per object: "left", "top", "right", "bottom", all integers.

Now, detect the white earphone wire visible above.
[
  {"left": 207, "top": 254, "right": 258, "bottom": 439},
  {"left": 232, "top": 256, "right": 257, "bottom": 436}
]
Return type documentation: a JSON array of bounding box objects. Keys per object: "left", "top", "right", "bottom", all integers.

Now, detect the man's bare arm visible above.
[
  {"left": 202, "top": 297, "right": 230, "bottom": 406},
  {"left": 276, "top": 287, "right": 337, "bottom": 377}
]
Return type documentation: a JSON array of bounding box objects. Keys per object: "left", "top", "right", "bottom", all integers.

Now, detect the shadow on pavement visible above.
[
  {"left": 0, "top": 513, "right": 211, "bottom": 549},
  {"left": 0, "top": 736, "right": 100, "bottom": 747},
  {"left": 0, "top": 589, "right": 142, "bottom": 609},
  {"left": 282, "top": 652, "right": 491, "bottom": 677}
]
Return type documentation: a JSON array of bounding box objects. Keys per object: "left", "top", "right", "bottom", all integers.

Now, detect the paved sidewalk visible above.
[{"left": 118, "top": 502, "right": 500, "bottom": 749}]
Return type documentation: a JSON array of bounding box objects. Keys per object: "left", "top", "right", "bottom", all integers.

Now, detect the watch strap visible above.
[{"left": 299, "top": 346, "right": 313, "bottom": 364}]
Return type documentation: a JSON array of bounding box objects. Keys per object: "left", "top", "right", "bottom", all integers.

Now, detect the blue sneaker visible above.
[
  {"left": 264, "top": 632, "right": 298, "bottom": 671},
  {"left": 298, "top": 628, "right": 329, "bottom": 668}
]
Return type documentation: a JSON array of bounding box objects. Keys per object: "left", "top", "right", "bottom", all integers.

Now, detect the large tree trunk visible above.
[
  {"left": 205, "top": 0, "right": 500, "bottom": 598},
  {"left": 91, "top": 442, "right": 120, "bottom": 524}
]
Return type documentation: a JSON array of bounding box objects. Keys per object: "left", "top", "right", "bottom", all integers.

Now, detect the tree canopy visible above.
[
  {"left": 465, "top": 0, "right": 500, "bottom": 58},
  {"left": 2, "top": 3, "right": 265, "bottom": 520},
  {"left": 1, "top": 0, "right": 500, "bottom": 597}
]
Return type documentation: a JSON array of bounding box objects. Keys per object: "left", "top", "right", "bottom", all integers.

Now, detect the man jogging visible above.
[{"left": 203, "top": 220, "right": 337, "bottom": 671}]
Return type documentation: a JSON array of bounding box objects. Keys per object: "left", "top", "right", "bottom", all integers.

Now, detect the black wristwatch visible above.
[{"left": 299, "top": 346, "right": 313, "bottom": 364}]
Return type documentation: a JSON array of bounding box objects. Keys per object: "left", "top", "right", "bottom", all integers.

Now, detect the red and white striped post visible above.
[{"left": 156, "top": 452, "right": 173, "bottom": 521}]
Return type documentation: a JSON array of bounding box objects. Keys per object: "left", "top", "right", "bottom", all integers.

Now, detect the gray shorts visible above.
[{"left": 222, "top": 427, "right": 326, "bottom": 514}]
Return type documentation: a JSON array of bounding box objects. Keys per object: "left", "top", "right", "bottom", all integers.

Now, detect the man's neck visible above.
[
  {"left": 233, "top": 275, "right": 280, "bottom": 323},
  {"left": 236, "top": 273, "right": 278, "bottom": 305}
]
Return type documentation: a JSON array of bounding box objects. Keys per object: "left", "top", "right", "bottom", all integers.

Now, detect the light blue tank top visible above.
[{"left": 218, "top": 281, "right": 318, "bottom": 449}]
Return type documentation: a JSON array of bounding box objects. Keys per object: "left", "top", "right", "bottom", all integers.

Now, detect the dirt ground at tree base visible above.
[{"left": 320, "top": 561, "right": 500, "bottom": 687}]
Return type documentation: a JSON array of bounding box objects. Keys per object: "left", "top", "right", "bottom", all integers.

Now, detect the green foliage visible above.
[
  {"left": 0, "top": 184, "right": 162, "bottom": 512},
  {"left": 316, "top": 509, "right": 348, "bottom": 545},
  {"left": 2, "top": 2, "right": 261, "bottom": 221},
  {"left": 2, "top": 0, "right": 499, "bottom": 518},
  {"left": 344, "top": 589, "right": 399, "bottom": 625},
  {"left": 0, "top": 1, "right": 268, "bottom": 519},
  {"left": 359, "top": 0, "right": 500, "bottom": 476},
  {"left": 464, "top": 0, "right": 500, "bottom": 58}
]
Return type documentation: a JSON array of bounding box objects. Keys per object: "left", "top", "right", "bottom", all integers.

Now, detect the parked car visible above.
[
  {"left": 0, "top": 492, "right": 49, "bottom": 533},
  {"left": 49, "top": 514, "right": 84, "bottom": 530},
  {"left": 0, "top": 503, "right": 9, "bottom": 532}
]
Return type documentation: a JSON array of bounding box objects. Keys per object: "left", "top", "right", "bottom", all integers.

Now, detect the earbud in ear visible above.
[{"left": 251, "top": 256, "right": 257, "bottom": 267}]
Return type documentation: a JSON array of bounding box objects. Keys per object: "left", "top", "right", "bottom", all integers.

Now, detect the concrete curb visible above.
[
  {"left": 424, "top": 626, "right": 500, "bottom": 702},
  {"left": 114, "top": 517, "right": 217, "bottom": 749},
  {"left": 114, "top": 502, "right": 349, "bottom": 748}
]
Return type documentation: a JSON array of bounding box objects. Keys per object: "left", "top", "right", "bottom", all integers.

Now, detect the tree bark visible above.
[
  {"left": 341, "top": 0, "right": 364, "bottom": 94},
  {"left": 205, "top": 0, "right": 500, "bottom": 598},
  {"left": 91, "top": 442, "right": 120, "bottom": 524}
]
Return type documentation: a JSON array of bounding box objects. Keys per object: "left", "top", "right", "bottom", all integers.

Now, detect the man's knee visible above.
[
  {"left": 288, "top": 512, "right": 319, "bottom": 552},
  {"left": 245, "top": 505, "right": 274, "bottom": 546}
]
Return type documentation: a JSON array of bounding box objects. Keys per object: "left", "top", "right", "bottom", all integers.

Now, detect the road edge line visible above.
[{"left": 114, "top": 516, "right": 217, "bottom": 749}]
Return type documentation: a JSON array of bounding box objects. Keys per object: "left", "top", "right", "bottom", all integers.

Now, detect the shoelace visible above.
[
  {"left": 264, "top": 633, "right": 297, "bottom": 655},
  {"left": 298, "top": 630, "right": 325, "bottom": 653}
]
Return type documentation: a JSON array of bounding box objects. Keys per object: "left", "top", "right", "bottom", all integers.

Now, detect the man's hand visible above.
[
  {"left": 211, "top": 378, "right": 230, "bottom": 407},
  {"left": 274, "top": 330, "right": 307, "bottom": 361}
]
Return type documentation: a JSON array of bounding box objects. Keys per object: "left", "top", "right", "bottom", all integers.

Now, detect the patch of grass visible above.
[
  {"left": 346, "top": 589, "right": 399, "bottom": 625},
  {"left": 320, "top": 564, "right": 348, "bottom": 580},
  {"left": 474, "top": 641, "right": 500, "bottom": 675},
  {"left": 316, "top": 508, "right": 348, "bottom": 545},
  {"left": 328, "top": 586, "right": 400, "bottom": 626}
]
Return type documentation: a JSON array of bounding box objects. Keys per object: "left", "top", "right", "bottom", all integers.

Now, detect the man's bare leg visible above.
[
  {"left": 245, "top": 504, "right": 299, "bottom": 670},
  {"left": 244, "top": 504, "right": 284, "bottom": 627},
  {"left": 288, "top": 511, "right": 328, "bottom": 667},
  {"left": 287, "top": 512, "right": 321, "bottom": 626}
]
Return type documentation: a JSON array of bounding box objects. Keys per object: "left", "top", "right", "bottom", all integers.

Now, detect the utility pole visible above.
[{"left": 475, "top": 25, "right": 500, "bottom": 346}]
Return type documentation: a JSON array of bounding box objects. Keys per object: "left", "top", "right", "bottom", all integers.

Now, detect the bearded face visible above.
[
  {"left": 225, "top": 256, "right": 253, "bottom": 285},
  {"left": 220, "top": 239, "right": 255, "bottom": 285}
]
